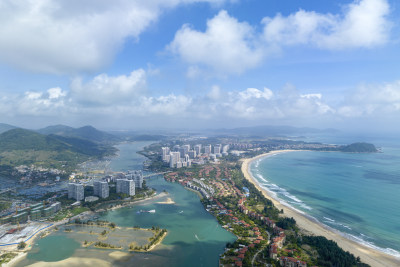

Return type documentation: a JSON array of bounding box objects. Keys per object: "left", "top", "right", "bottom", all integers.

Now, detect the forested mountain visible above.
[
  {"left": 0, "top": 128, "right": 116, "bottom": 175},
  {"left": 37, "top": 125, "right": 120, "bottom": 144}
]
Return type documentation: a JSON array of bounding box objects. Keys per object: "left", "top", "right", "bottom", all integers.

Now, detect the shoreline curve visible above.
[{"left": 241, "top": 150, "right": 400, "bottom": 267}]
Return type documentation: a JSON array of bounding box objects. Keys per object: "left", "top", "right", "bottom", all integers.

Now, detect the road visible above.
[{"left": 143, "top": 171, "right": 170, "bottom": 178}]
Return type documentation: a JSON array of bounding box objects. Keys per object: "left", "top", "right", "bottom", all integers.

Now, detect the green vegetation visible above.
[
  {"left": 0, "top": 123, "right": 16, "bottom": 134},
  {"left": 94, "top": 241, "right": 121, "bottom": 249},
  {"left": 17, "top": 241, "right": 27, "bottom": 250},
  {"left": 71, "top": 206, "right": 89, "bottom": 216},
  {"left": 37, "top": 125, "right": 120, "bottom": 144},
  {"left": 50, "top": 206, "right": 89, "bottom": 222},
  {"left": 0, "top": 201, "right": 11, "bottom": 212},
  {"left": 339, "top": 142, "right": 378, "bottom": 153},
  {"left": 0, "top": 128, "right": 116, "bottom": 176},
  {"left": 130, "top": 228, "right": 167, "bottom": 251},
  {"left": 0, "top": 252, "right": 17, "bottom": 265},
  {"left": 300, "top": 236, "right": 369, "bottom": 267}
]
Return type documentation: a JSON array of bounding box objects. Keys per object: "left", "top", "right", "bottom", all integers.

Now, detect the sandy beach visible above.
[
  {"left": 241, "top": 150, "right": 400, "bottom": 267},
  {"left": 26, "top": 257, "right": 112, "bottom": 267}
]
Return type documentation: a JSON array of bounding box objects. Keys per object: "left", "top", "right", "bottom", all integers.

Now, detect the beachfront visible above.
[{"left": 241, "top": 150, "right": 400, "bottom": 267}]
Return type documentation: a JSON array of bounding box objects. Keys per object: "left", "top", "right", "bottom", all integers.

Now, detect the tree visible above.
[{"left": 18, "top": 241, "right": 27, "bottom": 249}]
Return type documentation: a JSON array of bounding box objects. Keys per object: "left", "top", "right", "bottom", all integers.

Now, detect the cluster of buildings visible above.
[
  {"left": 161, "top": 144, "right": 230, "bottom": 168},
  {"left": 0, "top": 202, "right": 61, "bottom": 225},
  {"left": 185, "top": 178, "right": 214, "bottom": 199},
  {"left": 237, "top": 197, "right": 295, "bottom": 263},
  {"left": 279, "top": 257, "right": 307, "bottom": 267},
  {"left": 68, "top": 170, "right": 144, "bottom": 201}
]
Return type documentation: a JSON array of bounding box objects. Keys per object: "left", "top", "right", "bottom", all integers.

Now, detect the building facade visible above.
[
  {"left": 68, "top": 183, "right": 84, "bottom": 201},
  {"left": 94, "top": 181, "right": 109, "bottom": 198},
  {"left": 116, "top": 179, "right": 135, "bottom": 196}
]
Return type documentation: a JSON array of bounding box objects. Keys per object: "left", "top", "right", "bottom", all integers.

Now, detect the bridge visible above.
[{"left": 143, "top": 171, "right": 171, "bottom": 178}]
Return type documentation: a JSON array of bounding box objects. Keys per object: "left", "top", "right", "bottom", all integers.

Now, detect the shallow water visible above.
[{"left": 17, "top": 142, "right": 235, "bottom": 266}]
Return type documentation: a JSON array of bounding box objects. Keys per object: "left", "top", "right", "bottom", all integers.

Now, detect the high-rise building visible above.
[
  {"left": 222, "top": 144, "right": 230, "bottom": 153},
  {"left": 93, "top": 181, "right": 109, "bottom": 198},
  {"left": 169, "top": 152, "right": 180, "bottom": 168},
  {"left": 204, "top": 145, "right": 212, "bottom": 154},
  {"left": 179, "top": 147, "right": 186, "bottom": 158},
  {"left": 194, "top": 144, "right": 202, "bottom": 155},
  {"left": 188, "top": 150, "right": 196, "bottom": 159},
  {"left": 51, "top": 202, "right": 61, "bottom": 212},
  {"left": 213, "top": 144, "right": 221, "bottom": 154},
  {"left": 183, "top": 145, "right": 190, "bottom": 154},
  {"left": 130, "top": 170, "right": 143, "bottom": 188},
  {"left": 68, "top": 183, "right": 84, "bottom": 201},
  {"left": 116, "top": 179, "right": 135, "bottom": 196},
  {"left": 161, "top": 147, "right": 170, "bottom": 162}
]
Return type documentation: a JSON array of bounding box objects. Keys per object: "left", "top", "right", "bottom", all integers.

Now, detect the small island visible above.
[{"left": 63, "top": 220, "right": 167, "bottom": 252}]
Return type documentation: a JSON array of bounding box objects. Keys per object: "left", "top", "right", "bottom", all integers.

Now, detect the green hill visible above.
[
  {"left": 37, "top": 125, "right": 120, "bottom": 144},
  {"left": 0, "top": 128, "right": 116, "bottom": 175},
  {"left": 339, "top": 142, "right": 378, "bottom": 153},
  {"left": 0, "top": 123, "right": 17, "bottom": 134}
]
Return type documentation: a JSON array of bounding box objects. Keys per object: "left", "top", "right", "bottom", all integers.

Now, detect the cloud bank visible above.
[
  {"left": 170, "top": 0, "right": 391, "bottom": 75},
  {"left": 2, "top": 69, "right": 400, "bottom": 128},
  {"left": 0, "top": 0, "right": 232, "bottom": 74}
]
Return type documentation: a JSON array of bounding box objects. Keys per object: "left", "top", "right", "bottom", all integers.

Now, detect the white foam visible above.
[
  {"left": 250, "top": 159, "right": 400, "bottom": 260},
  {"left": 323, "top": 217, "right": 335, "bottom": 222},
  {"left": 346, "top": 234, "right": 400, "bottom": 258}
]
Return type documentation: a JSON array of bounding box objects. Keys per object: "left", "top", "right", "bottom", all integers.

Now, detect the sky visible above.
[{"left": 0, "top": 0, "right": 400, "bottom": 132}]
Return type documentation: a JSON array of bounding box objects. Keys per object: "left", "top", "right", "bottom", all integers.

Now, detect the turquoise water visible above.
[
  {"left": 25, "top": 235, "right": 81, "bottom": 262},
  {"left": 250, "top": 147, "right": 400, "bottom": 258},
  {"left": 18, "top": 142, "right": 235, "bottom": 266},
  {"left": 102, "top": 141, "right": 236, "bottom": 266}
]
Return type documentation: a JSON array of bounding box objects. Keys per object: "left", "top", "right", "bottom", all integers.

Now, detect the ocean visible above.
[{"left": 249, "top": 138, "right": 400, "bottom": 258}]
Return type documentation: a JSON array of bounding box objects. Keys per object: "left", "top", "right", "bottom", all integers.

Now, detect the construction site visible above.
[
  {"left": 0, "top": 221, "right": 52, "bottom": 248},
  {"left": 0, "top": 201, "right": 61, "bottom": 249}
]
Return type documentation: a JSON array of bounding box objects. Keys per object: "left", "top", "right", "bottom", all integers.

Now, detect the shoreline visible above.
[
  {"left": 241, "top": 150, "right": 400, "bottom": 267},
  {"left": 5, "top": 191, "right": 167, "bottom": 267}
]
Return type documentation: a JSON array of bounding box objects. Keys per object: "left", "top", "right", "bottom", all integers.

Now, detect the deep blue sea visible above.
[{"left": 250, "top": 135, "right": 400, "bottom": 258}]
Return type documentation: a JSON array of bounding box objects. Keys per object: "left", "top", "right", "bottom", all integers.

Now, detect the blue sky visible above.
[{"left": 0, "top": 0, "right": 399, "bottom": 132}]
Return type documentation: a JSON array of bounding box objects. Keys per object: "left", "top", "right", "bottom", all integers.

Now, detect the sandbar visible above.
[
  {"left": 157, "top": 197, "right": 175, "bottom": 204},
  {"left": 25, "top": 257, "right": 112, "bottom": 267},
  {"left": 241, "top": 150, "right": 400, "bottom": 267}
]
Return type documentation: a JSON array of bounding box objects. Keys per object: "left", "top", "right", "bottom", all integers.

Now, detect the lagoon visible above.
[{"left": 16, "top": 142, "right": 236, "bottom": 267}]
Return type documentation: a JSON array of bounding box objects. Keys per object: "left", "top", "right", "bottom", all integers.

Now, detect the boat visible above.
[{"left": 138, "top": 209, "right": 156, "bottom": 213}]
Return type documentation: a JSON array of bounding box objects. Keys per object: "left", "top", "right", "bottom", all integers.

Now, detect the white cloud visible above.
[
  {"left": 338, "top": 80, "right": 400, "bottom": 117},
  {"left": 48, "top": 87, "right": 67, "bottom": 99},
  {"left": 71, "top": 69, "right": 147, "bottom": 105},
  {"left": 239, "top": 87, "right": 273, "bottom": 100},
  {"left": 263, "top": 0, "right": 390, "bottom": 49},
  {"left": 2, "top": 71, "right": 400, "bottom": 128},
  {"left": 169, "top": 0, "right": 391, "bottom": 77},
  {"left": 0, "top": 0, "right": 233, "bottom": 74},
  {"left": 14, "top": 87, "right": 68, "bottom": 116},
  {"left": 207, "top": 85, "right": 222, "bottom": 100},
  {"left": 169, "top": 10, "right": 264, "bottom": 74}
]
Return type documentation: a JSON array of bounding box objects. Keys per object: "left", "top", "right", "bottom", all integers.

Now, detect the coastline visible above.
[
  {"left": 241, "top": 150, "right": 400, "bottom": 267},
  {"left": 5, "top": 191, "right": 167, "bottom": 267}
]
